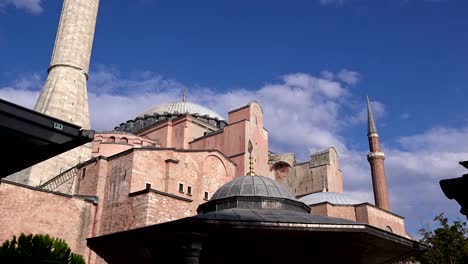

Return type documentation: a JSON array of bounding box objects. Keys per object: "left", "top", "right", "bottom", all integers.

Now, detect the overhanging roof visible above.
[
  {"left": 0, "top": 98, "right": 94, "bottom": 178},
  {"left": 88, "top": 209, "right": 426, "bottom": 264}
]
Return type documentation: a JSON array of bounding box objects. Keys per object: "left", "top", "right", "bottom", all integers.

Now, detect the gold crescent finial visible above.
[{"left": 247, "top": 140, "right": 255, "bottom": 176}]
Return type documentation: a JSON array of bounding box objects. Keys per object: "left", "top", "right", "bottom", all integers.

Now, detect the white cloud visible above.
[
  {"left": 319, "top": 0, "right": 346, "bottom": 6},
  {"left": 401, "top": 113, "right": 410, "bottom": 119},
  {"left": 319, "top": 69, "right": 360, "bottom": 86},
  {"left": 337, "top": 69, "right": 360, "bottom": 85},
  {"left": 0, "top": 0, "right": 43, "bottom": 14},
  {"left": 0, "top": 73, "right": 41, "bottom": 108}
]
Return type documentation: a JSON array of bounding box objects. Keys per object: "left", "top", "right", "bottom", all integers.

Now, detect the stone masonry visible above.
[{"left": 8, "top": 0, "right": 100, "bottom": 187}]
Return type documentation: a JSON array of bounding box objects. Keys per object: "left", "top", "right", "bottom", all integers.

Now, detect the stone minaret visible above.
[
  {"left": 366, "top": 96, "right": 390, "bottom": 210},
  {"left": 8, "top": 0, "right": 100, "bottom": 187}
]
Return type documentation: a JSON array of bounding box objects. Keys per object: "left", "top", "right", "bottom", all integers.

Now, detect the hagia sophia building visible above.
[{"left": 0, "top": 1, "right": 424, "bottom": 263}]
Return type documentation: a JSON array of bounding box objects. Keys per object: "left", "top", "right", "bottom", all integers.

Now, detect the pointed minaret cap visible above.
[{"left": 366, "top": 96, "right": 378, "bottom": 137}]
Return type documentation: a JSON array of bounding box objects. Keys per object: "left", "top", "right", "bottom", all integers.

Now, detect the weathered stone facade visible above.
[
  {"left": 1, "top": 97, "right": 413, "bottom": 263},
  {"left": 7, "top": 0, "right": 99, "bottom": 187},
  {"left": 0, "top": 181, "right": 96, "bottom": 260},
  {"left": 269, "top": 147, "right": 343, "bottom": 197}
]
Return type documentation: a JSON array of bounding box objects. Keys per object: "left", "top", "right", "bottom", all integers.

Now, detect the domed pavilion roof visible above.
[
  {"left": 211, "top": 175, "right": 294, "bottom": 200},
  {"left": 198, "top": 175, "right": 308, "bottom": 214},
  {"left": 138, "top": 101, "right": 225, "bottom": 121},
  {"left": 299, "top": 192, "right": 362, "bottom": 206}
]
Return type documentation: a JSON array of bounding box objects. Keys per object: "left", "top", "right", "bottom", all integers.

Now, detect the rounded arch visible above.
[
  {"left": 270, "top": 161, "right": 293, "bottom": 171},
  {"left": 203, "top": 155, "right": 228, "bottom": 178},
  {"left": 385, "top": 226, "right": 393, "bottom": 233},
  {"left": 271, "top": 161, "right": 292, "bottom": 185},
  {"left": 202, "top": 154, "right": 228, "bottom": 196},
  {"left": 107, "top": 136, "right": 115, "bottom": 143},
  {"left": 132, "top": 138, "right": 142, "bottom": 146},
  {"left": 120, "top": 137, "right": 128, "bottom": 143}
]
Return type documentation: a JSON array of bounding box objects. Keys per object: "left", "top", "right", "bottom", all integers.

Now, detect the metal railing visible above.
[{"left": 38, "top": 165, "right": 80, "bottom": 191}]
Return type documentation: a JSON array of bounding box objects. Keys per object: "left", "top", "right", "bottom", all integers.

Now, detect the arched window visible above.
[
  {"left": 120, "top": 137, "right": 128, "bottom": 143},
  {"left": 108, "top": 136, "right": 115, "bottom": 143}
]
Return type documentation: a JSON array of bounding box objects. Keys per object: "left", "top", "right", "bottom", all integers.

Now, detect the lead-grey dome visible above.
[
  {"left": 138, "top": 101, "right": 225, "bottom": 121},
  {"left": 211, "top": 175, "right": 295, "bottom": 200},
  {"left": 299, "top": 192, "right": 362, "bottom": 206},
  {"left": 198, "top": 175, "right": 309, "bottom": 214}
]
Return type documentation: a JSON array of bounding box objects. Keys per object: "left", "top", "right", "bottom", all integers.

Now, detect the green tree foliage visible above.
[
  {"left": 0, "top": 233, "right": 85, "bottom": 264},
  {"left": 417, "top": 213, "right": 468, "bottom": 264}
]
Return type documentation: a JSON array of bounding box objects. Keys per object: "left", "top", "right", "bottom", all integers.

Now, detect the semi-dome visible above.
[
  {"left": 138, "top": 101, "right": 225, "bottom": 121},
  {"left": 211, "top": 175, "right": 295, "bottom": 200},
  {"left": 299, "top": 192, "right": 362, "bottom": 206}
]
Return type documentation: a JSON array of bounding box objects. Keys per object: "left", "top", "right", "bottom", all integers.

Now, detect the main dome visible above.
[{"left": 138, "top": 101, "right": 225, "bottom": 121}]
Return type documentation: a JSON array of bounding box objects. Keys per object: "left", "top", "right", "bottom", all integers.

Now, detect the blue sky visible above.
[{"left": 1, "top": 0, "right": 467, "bottom": 236}]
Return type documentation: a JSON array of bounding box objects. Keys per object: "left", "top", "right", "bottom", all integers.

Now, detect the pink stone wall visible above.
[
  {"left": 75, "top": 148, "right": 236, "bottom": 237},
  {"left": 222, "top": 121, "right": 246, "bottom": 157},
  {"left": 190, "top": 130, "right": 224, "bottom": 150},
  {"left": 92, "top": 133, "right": 157, "bottom": 158},
  {"left": 355, "top": 204, "right": 406, "bottom": 236},
  {"left": 0, "top": 182, "right": 95, "bottom": 258},
  {"left": 145, "top": 192, "right": 193, "bottom": 225},
  {"left": 326, "top": 204, "right": 357, "bottom": 222},
  {"left": 228, "top": 106, "right": 250, "bottom": 124},
  {"left": 310, "top": 204, "right": 357, "bottom": 222},
  {"left": 309, "top": 202, "right": 406, "bottom": 237},
  {"left": 171, "top": 118, "right": 190, "bottom": 149},
  {"left": 140, "top": 121, "right": 172, "bottom": 147},
  {"left": 129, "top": 149, "right": 235, "bottom": 202},
  {"left": 189, "top": 120, "right": 213, "bottom": 142},
  {"left": 286, "top": 148, "right": 344, "bottom": 197},
  {"left": 191, "top": 102, "right": 269, "bottom": 177}
]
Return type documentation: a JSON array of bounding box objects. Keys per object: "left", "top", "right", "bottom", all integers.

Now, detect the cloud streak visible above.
[{"left": 0, "top": 0, "right": 43, "bottom": 14}]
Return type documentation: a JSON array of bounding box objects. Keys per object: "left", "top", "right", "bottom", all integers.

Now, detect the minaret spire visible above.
[
  {"left": 8, "top": 0, "right": 100, "bottom": 187},
  {"left": 366, "top": 96, "right": 390, "bottom": 211},
  {"left": 367, "top": 96, "right": 378, "bottom": 136}
]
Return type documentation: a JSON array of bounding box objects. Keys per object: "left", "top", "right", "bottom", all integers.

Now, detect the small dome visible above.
[
  {"left": 138, "top": 101, "right": 225, "bottom": 121},
  {"left": 211, "top": 175, "right": 294, "bottom": 200},
  {"left": 300, "top": 192, "right": 362, "bottom": 206}
]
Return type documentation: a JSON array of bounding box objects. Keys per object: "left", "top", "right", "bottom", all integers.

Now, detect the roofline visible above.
[
  {"left": 78, "top": 147, "right": 238, "bottom": 167},
  {"left": 228, "top": 100, "right": 263, "bottom": 114},
  {"left": 308, "top": 201, "right": 406, "bottom": 219},
  {"left": 137, "top": 101, "right": 226, "bottom": 121},
  {"left": 129, "top": 186, "right": 193, "bottom": 202},
  {"left": 0, "top": 179, "right": 98, "bottom": 204},
  {"left": 87, "top": 212, "right": 426, "bottom": 251}
]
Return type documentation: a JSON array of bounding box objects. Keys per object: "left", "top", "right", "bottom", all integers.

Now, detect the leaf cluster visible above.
[
  {"left": 0, "top": 233, "right": 85, "bottom": 264},
  {"left": 417, "top": 213, "right": 468, "bottom": 264}
]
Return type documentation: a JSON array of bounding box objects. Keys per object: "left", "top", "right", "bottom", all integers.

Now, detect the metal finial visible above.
[
  {"left": 182, "top": 88, "right": 187, "bottom": 102},
  {"left": 247, "top": 140, "right": 255, "bottom": 176}
]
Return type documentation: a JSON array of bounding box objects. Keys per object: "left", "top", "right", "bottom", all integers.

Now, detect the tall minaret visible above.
[
  {"left": 8, "top": 0, "right": 100, "bottom": 187},
  {"left": 366, "top": 96, "right": 390, "bottom": 210}
]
